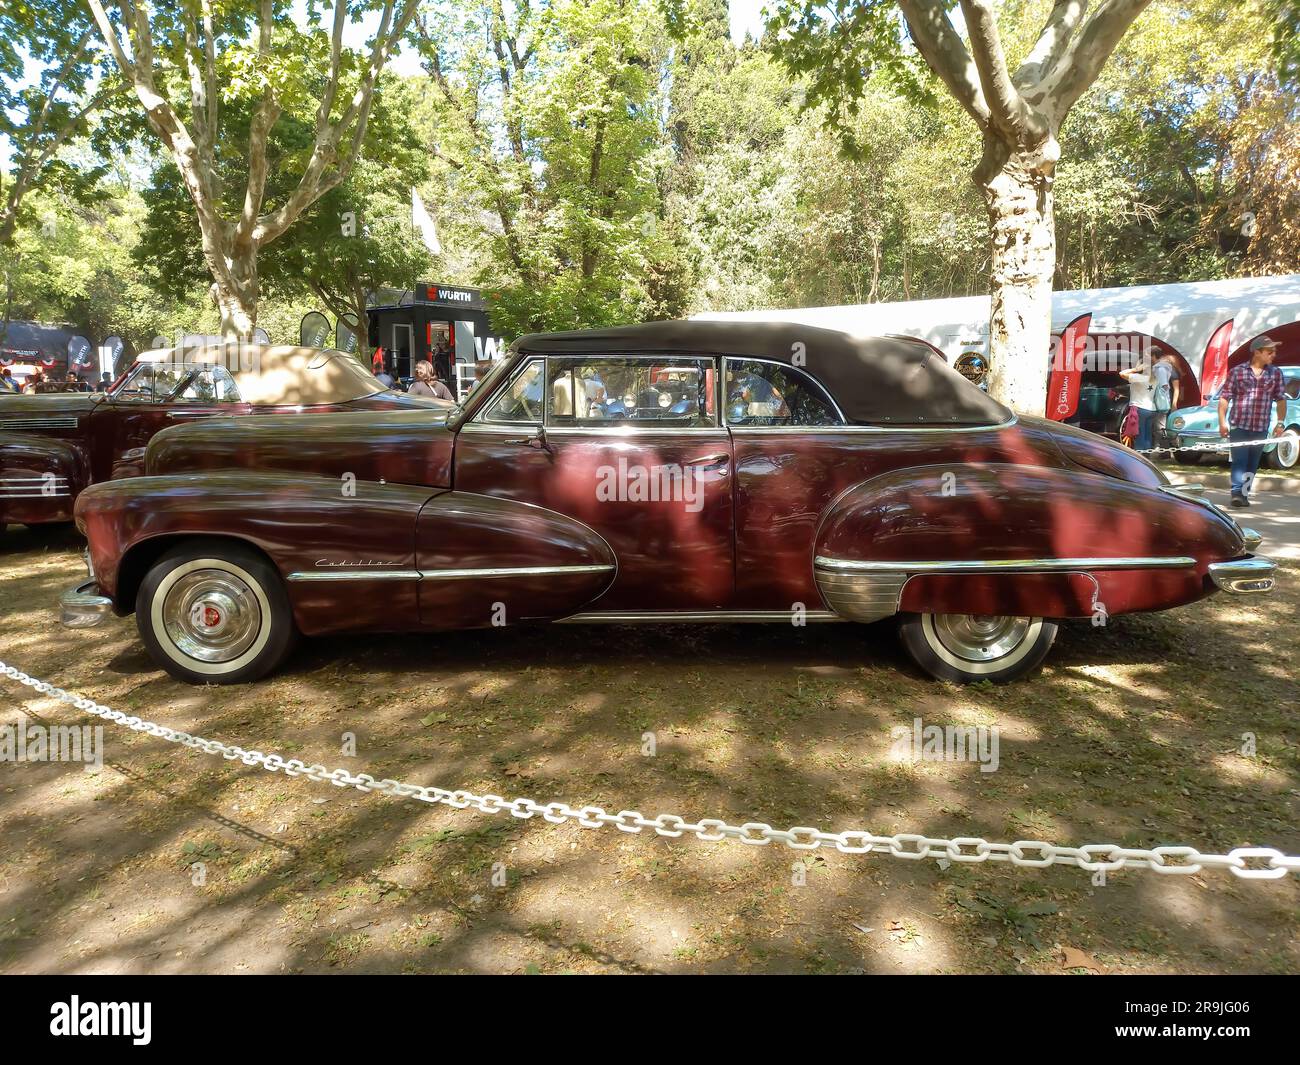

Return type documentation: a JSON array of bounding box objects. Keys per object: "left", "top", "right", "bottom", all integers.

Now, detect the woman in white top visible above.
[{"left": 1119, "top": 359, "right": 1157, "bottom": 451}]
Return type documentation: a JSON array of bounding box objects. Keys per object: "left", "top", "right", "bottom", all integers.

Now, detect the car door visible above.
[
  {"left": 91, "top": 362, "right": 250, "bottom": 480},
  {"left": 452, "top": 353, "right": 735, "bottom": 612}
]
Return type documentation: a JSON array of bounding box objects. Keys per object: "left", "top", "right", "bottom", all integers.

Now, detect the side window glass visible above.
[
  {"left": 174, "top": 366, "right": 242, "bottom": 404},
  {"left": 545, "top": 357, "right": 717, "bottom": 427},
  {"left": 724, "top": 360, "right": 841, "bottom": 427},
  {"left": 480, "top": 359, "right": 543, "bottom": 423}
]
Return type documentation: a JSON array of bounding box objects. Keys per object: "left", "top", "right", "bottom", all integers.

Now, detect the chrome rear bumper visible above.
[
  {"left": 60, "top": 580, "right": 114, "bottom": 628},
  {"left": 1208, "top": 556, "right": 1276, "bottom": 595}
]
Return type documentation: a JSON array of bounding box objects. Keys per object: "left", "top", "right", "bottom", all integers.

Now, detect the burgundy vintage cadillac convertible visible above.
[
  {"left": 1, "top": 344, "right": 441, "bottom": 528},
  {"left": 62, "top": 322, "right": 1275, "bottom": 685}
]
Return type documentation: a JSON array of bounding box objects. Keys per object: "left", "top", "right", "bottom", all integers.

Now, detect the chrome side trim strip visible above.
[
  {"left": 0, "top": 476, "right": 71, "bottom": 483},
  {"left": 541, "top": 426, "right": 727, "bottom": 437},
  {"left": 421, "top": 564, "right": 615, "bottom": 580},
  {"left": 560, "top": 609, "right": 843, "bottom": 623},
  {"left": 286, "top": 563, "right": 615, "bottom": 583},
  {"left": 0, "top": 417, "right": 80, "bottom": 430},
  {"left": 287, "top": 569, "right": 421, "bottom": 582},
  {"left": 814, "top": 555, "right": 1196, "bottom": 573},
  {"left": 727, "top": 420, "right": 1019, "bottom": 434}
]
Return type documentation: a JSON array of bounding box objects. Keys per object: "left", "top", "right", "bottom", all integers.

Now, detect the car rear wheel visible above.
[
  {"left": 898, "top": 613, "right": 1057, "bottom": 684},
  {"left": 136, "top": 540, "right": 296, "bottom": 684},
  {"left": 1263, "top": 428, "right": 1299, "bottom": 470}
]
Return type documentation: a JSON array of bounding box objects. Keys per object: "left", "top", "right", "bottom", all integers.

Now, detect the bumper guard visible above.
[
  {"left": 60, "top": 580, "right": 114, "bottom": 628},
  {"left": 1208, "top": 556, "right": 1276, "bottom": 595}
]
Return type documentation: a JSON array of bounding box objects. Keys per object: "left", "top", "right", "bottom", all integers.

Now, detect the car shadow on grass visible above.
[{"left": 1, "top": 557, "right": 1297, "bottom": 973}]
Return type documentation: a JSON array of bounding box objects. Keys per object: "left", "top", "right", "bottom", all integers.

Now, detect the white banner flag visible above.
[{"left": 412, "top": 189, "right": 441, "bottom": 255}]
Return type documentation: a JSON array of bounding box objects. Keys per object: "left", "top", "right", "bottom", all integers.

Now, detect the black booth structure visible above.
[{"left": 366, "top": 283, "right": 502, "bottom": 397}]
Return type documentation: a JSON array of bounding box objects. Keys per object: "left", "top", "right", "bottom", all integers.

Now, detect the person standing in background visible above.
[
  {"left": 409, "top": 360, "right": 454, "bottom": 400},
  {"left": 1219, "top": 336, "right": 1286, "bottom": 508},
  {"left": 1153, "top": 351, "right": 1181, "bottom": 411},
  {"left": 1119, "top": 357, "right": 1157, "bottom": 451}
]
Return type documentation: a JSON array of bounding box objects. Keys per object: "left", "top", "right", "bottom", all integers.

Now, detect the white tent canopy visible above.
[{"left": 696, "top": 274, "right": 1300, "bottom": 381}]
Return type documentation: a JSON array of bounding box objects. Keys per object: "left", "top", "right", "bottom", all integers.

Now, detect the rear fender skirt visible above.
[
  {"left": 814, "top": 462, "right": 1238, "bottom": 620},
  {"left": 898, "top": 572, "right": 1100, "bottom": 619},
  {"left": 0, "top": 433, "right": 89, "bottom": 524},
  {"left": 74, "top": 472, "right": 439, "bottom": 634}
]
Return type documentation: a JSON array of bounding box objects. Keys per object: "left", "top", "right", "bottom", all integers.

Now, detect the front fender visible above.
[
  {"left": 813, "top": 463, "right": 1244, "bottom": 621},
  {"left": 0, "top": 432, "right": 89, "bottom": 524},
  {"left": 75, "top": 472, "right": 440, "bottom": 634}
]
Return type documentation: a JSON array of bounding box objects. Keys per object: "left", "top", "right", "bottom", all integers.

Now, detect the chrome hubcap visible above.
[
  {"left": 931, "top": 614, "right": 1033, "bottom": 662},
  {"left": 162, "top": 569, "right": 261, "bottom": 663},
  {"left": 1276, "top": 434, "right": 1298, "bottom": 468}
]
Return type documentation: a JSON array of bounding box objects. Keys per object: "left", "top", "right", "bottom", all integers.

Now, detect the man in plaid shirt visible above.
[{"left": 1217, "top": 336, "right": 1286, "bottom": 507}]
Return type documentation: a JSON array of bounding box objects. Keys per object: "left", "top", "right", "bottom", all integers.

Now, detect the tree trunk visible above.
[
  {"left": 209, "top": 250, "right": 260, "bottom": 339},
  {"left": 352, "top": 284, "right": 371, "bottom": 363},
  {"left": 977, "top": 135, "right": 1057, "bottom": 416}
]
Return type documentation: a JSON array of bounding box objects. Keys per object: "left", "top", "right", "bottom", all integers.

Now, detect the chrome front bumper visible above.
[
  {"left": 60, "top": 580, "right": 114, "bottom": 628},
  {"left": 1208, "top": 556, "right": 1276, "bottom": 595}
]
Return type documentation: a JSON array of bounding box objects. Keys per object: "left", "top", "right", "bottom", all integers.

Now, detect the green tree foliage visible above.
[
  {"left": 6, "top": 0, "right": 1297, "bottom": 356},
  {"left": 133, "top": 76, "right": 431, "bottom": 356},
  {"left": 412, "top": 0, "right": 679, "bottom": 335}
]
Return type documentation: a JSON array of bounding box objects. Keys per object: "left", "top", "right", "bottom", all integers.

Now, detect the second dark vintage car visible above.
[
  {"left": 63, "top": 322, "right": 1275, "bottom": 685},
  {"left": 1, "top": 344, "right": 445, "bottom": 528}
]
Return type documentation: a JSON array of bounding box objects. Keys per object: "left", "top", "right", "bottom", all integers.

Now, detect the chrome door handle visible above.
[{"left": 686, "top": 453, "right": 729, "bottom": 469}]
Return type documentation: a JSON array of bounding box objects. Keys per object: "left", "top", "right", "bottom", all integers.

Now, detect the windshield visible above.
[
  {"left": 109, "top": 361, "right": 190, "bottom": 402},
  {"left": 448, "top": 353, "right": 516, "bottom": 426}
]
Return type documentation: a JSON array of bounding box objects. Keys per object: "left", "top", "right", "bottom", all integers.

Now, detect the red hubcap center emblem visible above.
[{"left": 202, "top": 605, "right": 222, "bottom": 628}]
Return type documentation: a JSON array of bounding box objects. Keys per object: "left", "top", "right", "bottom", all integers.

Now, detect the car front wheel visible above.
[
  {"left": 136, "top": 540, "right": 296, "bottom": 684},
  {"left": 898, "top": 613, "right": 1057, "bottom": 684}
]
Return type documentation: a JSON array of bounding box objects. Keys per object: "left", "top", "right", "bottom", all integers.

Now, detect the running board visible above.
[{"left": 559, "top": 610, "right": 843, "bottom": 624}]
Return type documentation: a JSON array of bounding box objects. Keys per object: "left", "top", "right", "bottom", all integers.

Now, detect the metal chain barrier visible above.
[
  {"left": 1134, "top": 429, "right": 1299, "bottom": 457},
  {"left": 3, "top": 661, "right": 1297, "bottom": 880}
]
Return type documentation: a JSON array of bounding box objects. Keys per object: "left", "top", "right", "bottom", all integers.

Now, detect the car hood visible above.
[
  {"left": 145, "top": 406, "right": 456, "bottom": 489},
  {"left": 1166, "top": 404, "right": 1217, "bottom": 430},
  {"left": 0, "top": 392, "right": 101, "bottom": 422}
]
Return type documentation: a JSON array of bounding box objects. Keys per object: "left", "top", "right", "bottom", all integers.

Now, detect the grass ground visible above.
[{"left": 1, "top": 525, "right": 1296, "bottom": 974}]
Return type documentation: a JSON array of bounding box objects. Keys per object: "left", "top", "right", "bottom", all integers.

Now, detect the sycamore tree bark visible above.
[
  {"left": 897, "top": 0, "right": 1151, "bottom": 413},
  {"left": 84, "top": 0, "right": 417, "bottom": 338}
]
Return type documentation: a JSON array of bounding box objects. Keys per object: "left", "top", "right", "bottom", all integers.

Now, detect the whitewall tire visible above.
[
  {"left": 136, "top": 540, "right": 296, "bottom": 684},
  {"left": 899, "top": 613, "right": 1057, "bottom": 684}
]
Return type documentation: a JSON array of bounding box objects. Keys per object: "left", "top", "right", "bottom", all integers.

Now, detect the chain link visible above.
[
  {"left": 3, "top": 661, "right": 1296, "bottom": 881},
  {"left": 1135, "top": 429, "right": 1299, "bottom": 457}
]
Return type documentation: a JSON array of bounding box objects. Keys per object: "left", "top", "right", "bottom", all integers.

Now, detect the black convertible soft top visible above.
[{"left": 514, "top": 321, "right": 1012, "bottom": 427}]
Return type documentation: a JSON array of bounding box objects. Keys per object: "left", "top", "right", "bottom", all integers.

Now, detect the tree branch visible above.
[
  {"left": 896, "top": 0, "right": 990, "bottom": 128},
  {"left": 236, "top": 0, "right": 281, "bottom": 250},
  {"left": 1040, "top": 0, "right": 1153, "bottom": 120},
  {"left": 254, "top": 1, "right": 418, "bottom": 247},
  {"left": 1016, "top": 0, "right": 1088, "bottom": 89},
  {"left": 959, "top": 0, "right": 1044, "bottom": 142}
]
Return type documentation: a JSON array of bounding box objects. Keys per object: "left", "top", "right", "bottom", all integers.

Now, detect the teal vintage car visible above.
[{"left": 1164, "top": 365, "right": 1300, "bottom": 468}]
